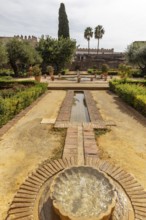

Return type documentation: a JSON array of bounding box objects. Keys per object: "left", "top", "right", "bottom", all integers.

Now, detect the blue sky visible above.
[{"left": 0, "top": 0, "right": 146, "bottom": 51}]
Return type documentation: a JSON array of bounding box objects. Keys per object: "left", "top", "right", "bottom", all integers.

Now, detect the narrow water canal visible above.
[{"left": 70, "top": 91, "right": 90, "bottom": 122}]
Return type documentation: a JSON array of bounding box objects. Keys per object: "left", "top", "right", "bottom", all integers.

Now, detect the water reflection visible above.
[{"left": 70, "top": 92, "right": 90, "bottom": 122}]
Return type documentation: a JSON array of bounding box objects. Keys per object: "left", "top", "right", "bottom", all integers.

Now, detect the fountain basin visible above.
[{"left": 50, "top": 166, "right": 116, "bottom": 220}]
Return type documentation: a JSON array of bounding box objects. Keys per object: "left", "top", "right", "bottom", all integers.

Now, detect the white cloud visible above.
[{"left": 0, "top": 0, "right": 146, "bottom": 51}]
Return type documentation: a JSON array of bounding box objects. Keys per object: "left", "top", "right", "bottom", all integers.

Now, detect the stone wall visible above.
[
  {"left": 68, "top": 48, "right": 125, "bottom": 70},
  {"left": 0, "top": 35, "right": 38, "bottom": 46}
]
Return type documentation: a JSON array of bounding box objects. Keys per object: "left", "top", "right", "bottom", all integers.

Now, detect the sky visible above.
[{"left": 0, "top": 0, "right": 146, "bottom": 52}]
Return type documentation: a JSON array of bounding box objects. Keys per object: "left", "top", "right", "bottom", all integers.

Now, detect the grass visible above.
[{"left": 94, "top": 128, "right": 110, "bottom": 137}]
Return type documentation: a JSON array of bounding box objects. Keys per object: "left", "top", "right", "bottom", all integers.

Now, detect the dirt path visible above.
[
  {"left": 92, "top": 91, "right": 146, "bottom": 190},
  {"left": 0, "top": 91, "right": 66, "bottom": 220}
]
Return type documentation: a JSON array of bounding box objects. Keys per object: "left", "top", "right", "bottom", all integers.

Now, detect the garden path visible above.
[{"left": 92, "top": 90, "right": 146, "bottom": 189}]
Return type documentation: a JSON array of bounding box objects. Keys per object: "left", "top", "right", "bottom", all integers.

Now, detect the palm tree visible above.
[
  {"left": 94, "top": 25, "right": 105, "bottom": 54},
  {"left": 84, "top": 27, "right": 93, "bottom": 54}
]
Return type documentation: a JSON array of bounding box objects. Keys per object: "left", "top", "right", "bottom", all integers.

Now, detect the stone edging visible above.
[{"left": 55, "top": 90, "right": 107, "bottom": 129}]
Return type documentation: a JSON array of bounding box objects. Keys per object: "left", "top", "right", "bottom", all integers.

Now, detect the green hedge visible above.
[
  {"left": 0, "top": 82, "right": 48, "bottom": 127},
  {"left": 0, "top": 68, "right": 14, "bottom": 76},
  {"left": 110, "top": 81, "right": 146, "bottom": 117},
  {"left": 87, "top": 69, "right": 119, "bottom": 75},
  {"left": 0, "top": 80, "right": 36, "bottom": 89},
  {"left": 109, "top": 79, "right": 146, "bottom": 92}
]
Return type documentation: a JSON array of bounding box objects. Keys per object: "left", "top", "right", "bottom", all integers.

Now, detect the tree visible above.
[
  {"left": 0, "top": 43, "right": 8, "bottom": 66},
  {"left": 126, "top": 42, "right": 146, "bottom": 75},
  {"left": 58, "top": 3, "right": 70, "bottom": 38},
  {"left": 94, "top": 25, "right": 105, "bottom": 54},
  {"left": 37, "top": 36, "right": 76, "bottom": 73},
  {"left": 84, "top": 27, "right": 93, "bottom": 54},
  {"left": 6, "top": 39, "right": 42, "bottom": 77},
  {"left": 118, "top": 63, "right": 132, "bottom": 79},
  {"left": 101, "top": 63, "right": 109, "bottom": 80}
]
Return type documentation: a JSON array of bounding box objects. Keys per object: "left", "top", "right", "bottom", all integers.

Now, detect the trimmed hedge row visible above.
[
  {"left": 109, "top": 79, "right": 146, "bottom": 92},
  {"left": 0, "top": 82, "right": 48, "bottom": 127},
  {"left": 87, "top": 69, "right": 118, "bottom": 75},
  {"left": 109, "top": 80, "right": 146, "bottom": 116},
  {"left": 0, "top": 80, "right": 35, "bottom": 89}
]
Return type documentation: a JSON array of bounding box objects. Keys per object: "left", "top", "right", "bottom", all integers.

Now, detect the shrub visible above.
[
  {"left": 0, "top": 68, "right": 14, "bottom": 76},
  {"left": 118, "top": 64, "right": 132, "bottom": 79},
  {"left": 46, "top": 65, "right": 54, "bottom": 75},
  {"left": 108, "top": 70, "right": 118, "bottom": 76},
  {"left": 109, "top": 79, "right": 146, "bottom": 92},
  {"left": 87, "top": 69, "right": 94, "bottom": 74},
  {"left": 0, "top": 82, "right": 47, "bottom": 127},
  {"left": 110, "top": 81, "right": 146, "bottom": 116},
  {"left": 0, "top": 80, "right": 35, "bottom": 89},
  {"left": 101, "top": 64, "right": 109, "bottom": 73},
  {"left": 32, "top": 65, "right": 42, "bottom": 76}
]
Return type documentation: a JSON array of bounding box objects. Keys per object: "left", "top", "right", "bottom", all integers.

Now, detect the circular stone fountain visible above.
[{"left": 50, "top": 166, "right": 116, "bottom": 220}]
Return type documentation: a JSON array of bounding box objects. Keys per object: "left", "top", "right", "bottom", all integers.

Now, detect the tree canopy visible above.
[
  {"left": 126, "top": 42, "right": 146, "bottom": 75},
  {"left": 37, "top": 36, "right": 76, "bottom": 73},
  {"left": 0, "top": 43, "right": 8, "bottom": 66},
  {"left": 84, "top": 27, "right": 93, "bottom": 54},
  {"left": 58, "top": 3, "right": 70, "bottom": 38},
  {"left": 6, "top": 39, "right": 42, "bottom": 77},
  {"left": 94, "top": 25, "right": 105, "bottom": 53}
]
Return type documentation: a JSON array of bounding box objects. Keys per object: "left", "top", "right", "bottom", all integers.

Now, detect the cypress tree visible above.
[{"left": 58, "top": 3, "right": 70, "bottom": 38}]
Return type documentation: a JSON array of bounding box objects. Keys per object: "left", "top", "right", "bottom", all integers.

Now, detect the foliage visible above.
[
  {"left": 84, "top": 27, "right": 93, "bottom": 54},
  {"left": 0, "top": 76, "right": 13, "bottom": 81},
  {"left": 0, "top": 68, "right": 14, "bottom": 76},
  {"left": 94, "top": 25, "right": 105, "bottom": 53},
  {"left": 109, "top": 80, "right": 146, "bottom": 116},
  {"left": 126, "top": 42, "right": 146, "bottom": 75},
  {"left": 87, "top": 68, "right": 94, "bottom": 74},
  {"left": 60, "top": 68, "right": 68, "bottom": 75},
  {"left": 58, "top": 3, "right": 70, "bottom": 38},
  {"left": 131, "top": 69, "right": 143, "bottom": 78},
  {"left": 46, "top": 65, "right": 54, "bottom": 75},
  {"left": 118, "top": 63, "right": 132, "bottom": 79},
  {"left": 94, "top": 129, "right": 109, "bottom": 137},
  {"left": 32, "top": 65, "right": 42, "bottom": 76},
  {"left": 0, "top": 43, "right": 8, "bottom": 66},
  {"left": 115, "top": 83, "right": 146, "bottom": 116},
  {"left": 0, "top": 79, "right": 35, "bottom": 90},
  {"left": 101, "top": 64, "right": 109, "bottom": 73},
  {"left": 37, "top": 36, "right": 76, "bottom": 73},
  {"left": 0, "top": 82, "right": 47, "bottom": 127},
  {"left": 108, "top": 70, "right": 118, "bottom": 76},
  {"left": 6, "top": 38, "right": 42, "bottom": 77},
  {"left": 109, "top": 79, "right": 146, "bottom": 90}
]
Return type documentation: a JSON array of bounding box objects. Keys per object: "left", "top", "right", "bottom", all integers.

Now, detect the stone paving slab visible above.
[{"left": 41, "top": 118, "right": 56, "bottom": 124}]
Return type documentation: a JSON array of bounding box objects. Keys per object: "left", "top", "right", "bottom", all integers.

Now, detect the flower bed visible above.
[
  {"left": 0, "top": 82, "right": 48, "bottom": 127},
  {"left": 109, "top": 80, "right": 146, "bottom": 117}
]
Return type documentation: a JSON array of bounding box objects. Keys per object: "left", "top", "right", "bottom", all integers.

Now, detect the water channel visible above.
[{"left": 70, "top": 91, "right": 90, "bottom": 122}]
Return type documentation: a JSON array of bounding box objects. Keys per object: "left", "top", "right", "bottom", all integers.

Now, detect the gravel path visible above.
[
  {"left": 0, "top": 91, "right": 66, "bottom": 220},
  {"left": 92, "top": 90, "right": 146, "bottom": 189}
]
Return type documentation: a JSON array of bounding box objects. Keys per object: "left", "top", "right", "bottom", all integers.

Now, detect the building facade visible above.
[{"left": 70, "top": 48, "right": 125, "bottom": 70}]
